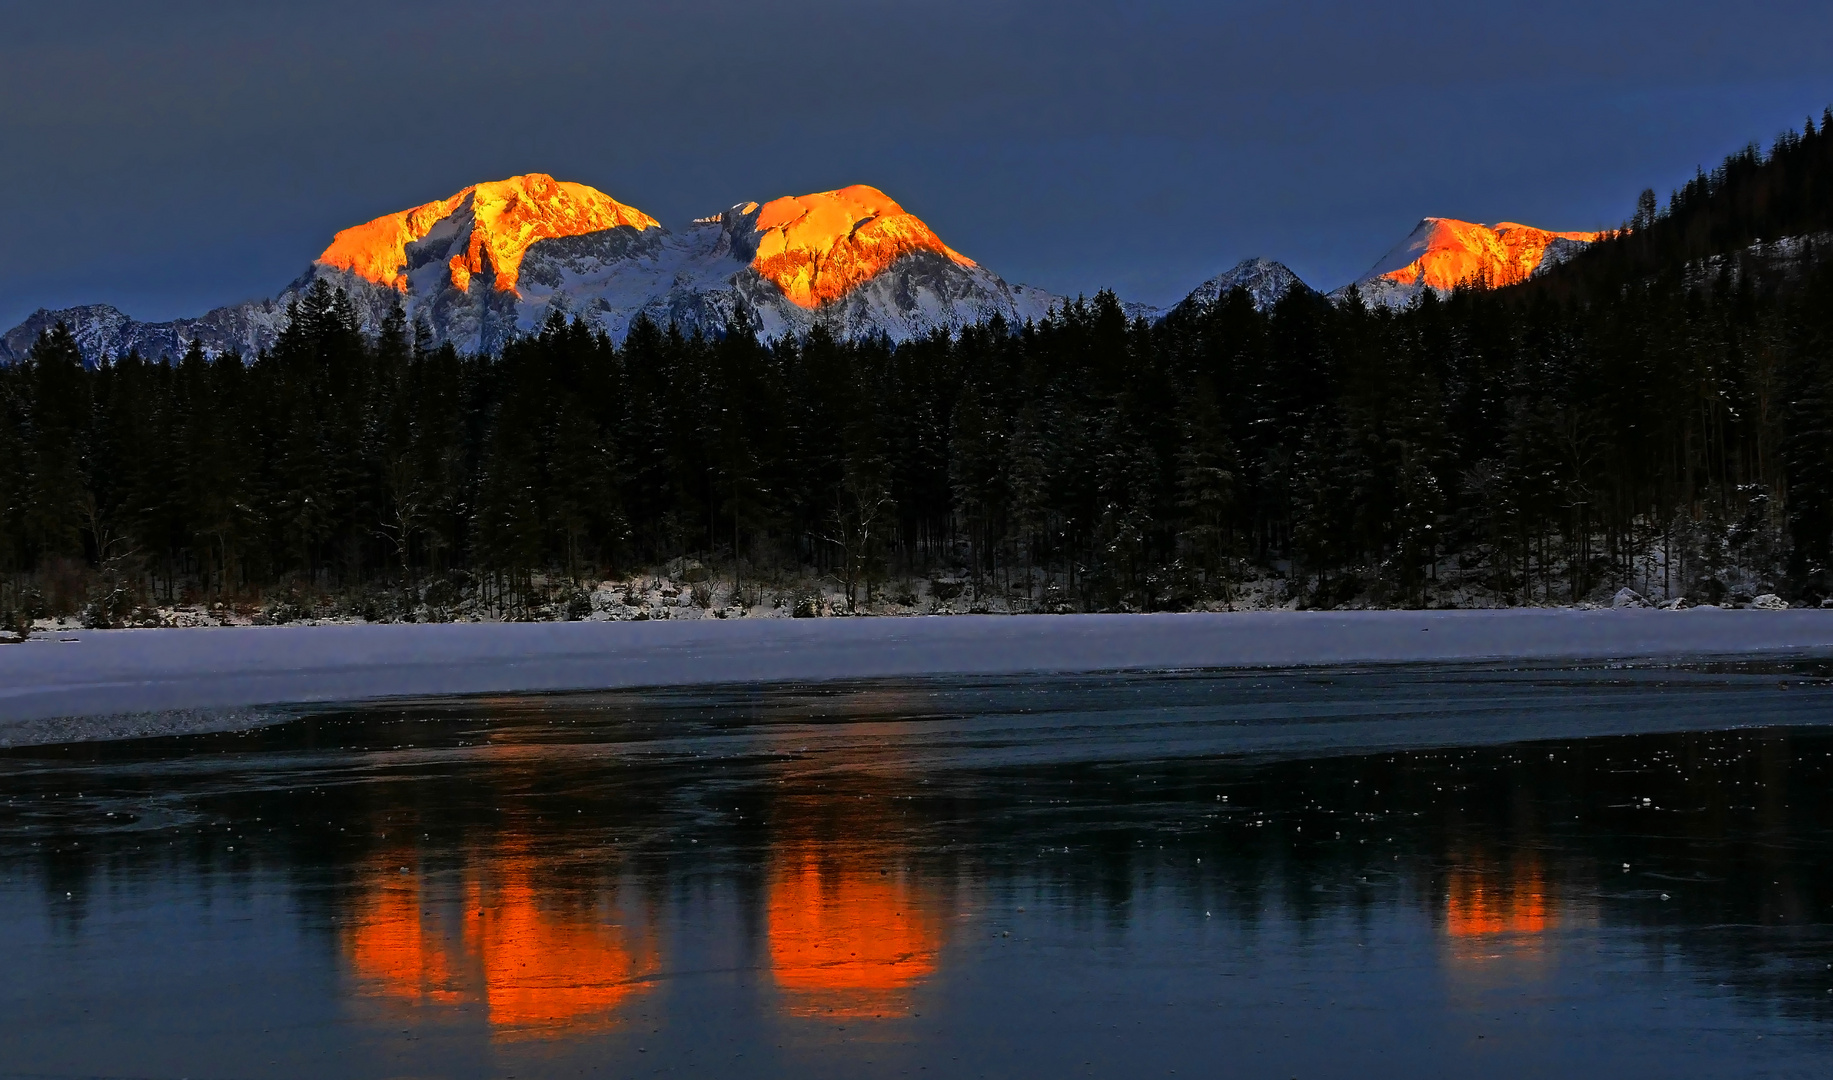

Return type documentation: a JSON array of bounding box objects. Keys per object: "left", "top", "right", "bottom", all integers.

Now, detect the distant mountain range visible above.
[{"left": 0, "top": 173, "right": 1606, "bottom": 366}]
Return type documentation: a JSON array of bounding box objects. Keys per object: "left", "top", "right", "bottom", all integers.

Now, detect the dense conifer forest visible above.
[{"left": 5, "top": 111, "right": 1833, "bottom": 627}]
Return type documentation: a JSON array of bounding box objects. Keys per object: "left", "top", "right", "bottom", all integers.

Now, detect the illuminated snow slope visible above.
[
  {"left": 318, "top": 174, "right": 662, "bottom": 295},
  {"left": 1159, "top": 220, "right": 1603, "bottom": 319},
  {"left": 1331, "top": 218, "right": 1603, "bottom": 309}
]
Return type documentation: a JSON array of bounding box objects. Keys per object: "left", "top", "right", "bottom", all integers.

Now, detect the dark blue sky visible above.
[{"left": 5, "top": 1, "right": 1831, "bottom": 329}]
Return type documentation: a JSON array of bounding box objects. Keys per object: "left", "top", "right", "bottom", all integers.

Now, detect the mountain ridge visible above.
[
  {"left": 1329, "top": 217, "right": 1603, "bottom": 308},
  {"left": 2, "top": 175, "right": 1072, "bottom": 365},
  {"left": 0, "top": 177, "right": 1604, "bottom": 365},
  {"left": 318, "top": 174, "right": 663, "bottom": 295}
]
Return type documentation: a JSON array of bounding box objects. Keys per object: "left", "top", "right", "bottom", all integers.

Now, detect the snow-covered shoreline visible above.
[{"left": 4, "top": 609, "right": 1833, "bottom": 741}]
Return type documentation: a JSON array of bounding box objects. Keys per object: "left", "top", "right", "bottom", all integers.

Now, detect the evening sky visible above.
[{"left": 4, "top": 1, "right": 1831, "bottom": 328}]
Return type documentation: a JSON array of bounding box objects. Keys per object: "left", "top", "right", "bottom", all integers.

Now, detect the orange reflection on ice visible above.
[
  {"left": 1439, "top": 855, "right": 1572, "bottom": 991},
  {"left": 1444, "top": 869, "right": 1547, "bottom": 935},
  {"left": 342, "top": 847, "right": 655, "bottom": 1041},
  {"left": 345, "top": 862, "right": 469, "bottom": 1007},
  {"left": 1446, "top": 863, "right": 1550, "bottom": 938},
  {"left": 464, "top": 854, "right": 654, "bottom": 1040},
  {"left": 768, "top": 850, "right": 941, "bottom": 1018}
]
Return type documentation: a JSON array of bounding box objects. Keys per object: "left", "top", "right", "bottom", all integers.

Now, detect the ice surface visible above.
[{"left": 4, "top": 609, "right": 1832, "bottom": 741}]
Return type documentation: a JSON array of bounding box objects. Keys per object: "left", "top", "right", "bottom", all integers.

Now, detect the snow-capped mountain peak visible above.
[
  {"left": 317, "top": 173, "right": 661, "bottom": 296},
  {"left": 1177, "top": 258, "right": 1309, "bottom": 312},
  {"left": 4, "top": 174, "right": 1613, "bottom": 368},
  {"left": 4, "top": 176, "right": 1062, "bottom": 365},
  {"left": 738, "top": 185, "right": 977, "bottom": 308},
  {"left": 1337, "top": 217, "right": 1603, "bottom": 308}
]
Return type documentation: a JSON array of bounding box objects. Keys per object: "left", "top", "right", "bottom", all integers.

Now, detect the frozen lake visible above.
[
  {"left": 9, "top": 607, "right": 1833, "bottom": 738},
  {"left": 4, "top": 662, "right": 1833, "bottom": 1078}
]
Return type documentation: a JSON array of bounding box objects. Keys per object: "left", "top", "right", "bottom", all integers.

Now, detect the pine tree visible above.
[
  {"left": 21, "top": 324, "right": 92, "bottom": 568},
  {"left": 1006, "top": 403, "right": 1052, "bottom": 598},
  {"left": 1173, "top": 378, "right": 1237, "bottom": 597}
]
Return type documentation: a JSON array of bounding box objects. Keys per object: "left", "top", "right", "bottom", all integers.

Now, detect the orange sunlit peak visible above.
[
  {"left": 747, "top": 185, "right": 976, "bottom": 309},
  {"left": 316, "top": 173, "right": 660, "bottom": 296},
  {"left": 1375, "top": 217, "right": 1603, "bottom": 292}
]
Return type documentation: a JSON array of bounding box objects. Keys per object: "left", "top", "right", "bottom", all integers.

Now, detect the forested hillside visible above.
[{"left": 5, "top": 111, "right": 1833, "bottom": 627}]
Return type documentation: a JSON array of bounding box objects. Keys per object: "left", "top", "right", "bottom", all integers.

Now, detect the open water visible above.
[{"left": 4, "top": 662, "right": 1833, "bottom": 1079}]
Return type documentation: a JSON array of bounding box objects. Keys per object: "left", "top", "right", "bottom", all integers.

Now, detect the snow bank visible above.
[{"left": 3, "top": 609, "right": 1832, "bottom": 740}]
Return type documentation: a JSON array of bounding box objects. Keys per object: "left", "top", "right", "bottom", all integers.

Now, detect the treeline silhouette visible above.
[{"left": 5, "top": 110, "right": 1833, "bottom": 624}]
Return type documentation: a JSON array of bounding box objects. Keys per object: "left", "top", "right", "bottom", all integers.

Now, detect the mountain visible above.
[
  {"left": 0, "top": 176, "right": 1615, "bottom": 366},
  {"left": 2, "top": 175, "right": 1063, "bottom": 366},
  {"left": 509, "top": 183, "right": 1061, "bottom": 346},
  {"left": 1331, "top": 218, "right": 1603, "bottom": 309},
  {"left": 317, "top": 174, "right": 661, "bottom": 295},
  {"left": 1173, "top": 258, "right": 1310, "bottom": 312},
  {"left": 0, "top": 299, "right": 301, "bottom": 370}
]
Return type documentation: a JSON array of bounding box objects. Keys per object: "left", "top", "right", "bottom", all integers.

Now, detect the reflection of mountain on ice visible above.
[{"left": 344, "top": 843, "right": 658, "bottom": 1040}]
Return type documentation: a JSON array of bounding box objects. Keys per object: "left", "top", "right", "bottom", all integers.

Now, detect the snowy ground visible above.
[
  {"left": 4, "top": 608, "right": 1833, "bottom": 743},
  {"left": 19, "top": 559, "right": 1767, "bottom": 636},
  {"left": 22, "top": 565, "right": 1304, "bottom": 632}
]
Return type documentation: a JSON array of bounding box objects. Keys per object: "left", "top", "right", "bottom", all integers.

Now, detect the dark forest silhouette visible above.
[{"left": 6, "top": 111, "right": 1833, "bottom": 626}]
